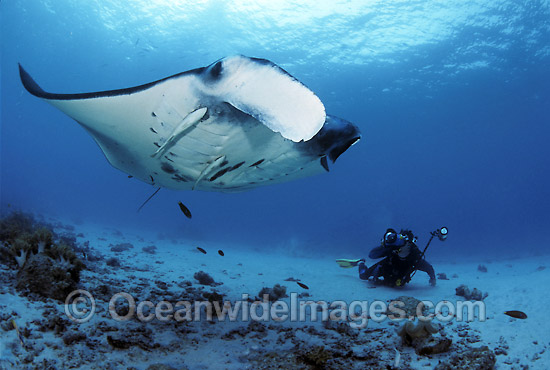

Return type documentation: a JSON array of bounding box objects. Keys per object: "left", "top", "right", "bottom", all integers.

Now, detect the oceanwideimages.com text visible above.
[{"left": 65, "top": 290, "right": 486, "bottom": 328}]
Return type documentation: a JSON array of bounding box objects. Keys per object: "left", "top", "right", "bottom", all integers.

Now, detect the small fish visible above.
[
  {"left": 11, "top": 320, "right": 25, "bottom": 347},
  {"left": 128, "top": 175, "right": 133, "bottom": 178},
  {"left": 196, "top": 247, "right": 207, "bottom": 254},
  {"left": 297, "top": 282, "right": 309, "bottom": 290},
  {"left": 178, "top": 201, "right": 192, "bottom": 219},
  {"left": 504, "top": 310, "right": 527, "bottom": 319},
  {"left": 218, "top": 250, "right": 224, "bottom": 256},
  {"left": 394, "top": 348, "right": 401, "bottom": 368}
]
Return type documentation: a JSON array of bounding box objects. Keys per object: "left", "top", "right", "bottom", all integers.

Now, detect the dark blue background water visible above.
[{"left": 1, "top": 0, "right": 549, "bottom": 259}]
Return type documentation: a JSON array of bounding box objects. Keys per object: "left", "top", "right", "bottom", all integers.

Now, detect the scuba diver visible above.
[{"left": 337, "top": 227, "right": 447, "bottom": 287}]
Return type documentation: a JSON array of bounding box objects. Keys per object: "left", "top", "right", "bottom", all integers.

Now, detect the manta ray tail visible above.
[{"left": 137, "top": 187, "right": 161, "bottom": 212}]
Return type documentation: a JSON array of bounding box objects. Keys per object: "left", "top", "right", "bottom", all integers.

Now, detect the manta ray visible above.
[{"left": 19, "top": 55, "right": 360, "bottom": 192}]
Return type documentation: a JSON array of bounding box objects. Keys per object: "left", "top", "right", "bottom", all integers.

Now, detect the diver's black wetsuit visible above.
[{"left": 359, "top": 243, "right": 435, "bottom": 286}]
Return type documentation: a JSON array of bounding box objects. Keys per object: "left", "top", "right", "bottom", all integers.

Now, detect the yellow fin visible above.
[{"left": 336, "top": 259, "right": 362, "bottom": 268}]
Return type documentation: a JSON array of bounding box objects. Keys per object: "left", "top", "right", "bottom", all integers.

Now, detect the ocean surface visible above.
[{"left": 2, "top": 0, "right": 550, "bottom": 259}]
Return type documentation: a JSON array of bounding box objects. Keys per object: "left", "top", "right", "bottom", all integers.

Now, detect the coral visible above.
[
  {"left": 202, "top": 291, "right": 224, "bottom": 304},
  {"left": 416, "top": 337, "right": 452, "bottom": 355},
  {"left": 397, "top": 319, "right": 439, "bottom": 341},
  {"left": 0, "top": 211, "right": 37, "bottom": 243},
  {"left": 477, "top": 264, "right": 488, "bottom": 273},
  {"left": 31, "top": 227, "right": 53, "bottom": 253},
  {"left": 387, "top": 296, "right": 429, "bottom": 319},
  {"left": 107, "top": 335, "right": 133, "bottom": 349},
  {"left": 110, "top": 242, "right": 134, "bottom": 252},
  {"left": 222, "top": 321, "right": 267, "bottom": 340},
  {"left": 298, "top": 345, "right": 333, "bottom": 368},
  {"left": 0, "top": 242, "right": 13, "bottom": 267},
  {"left": 106, "top": 257, "right": 121, "bottom": 267},
  {"left": 36, "top": 310, "right": 70, "bottom": 334},
  {"left": 143, "top": 245, "right": 157, "bottom": 254},
  {"left": 434, "top": 346, "right": 496, "bottom": 370},
  {"left": 57, "top": 233, "right": 77, "bottom": 249},
  {"left": 45, "top": 244, "right": 73, "bottom": 263},
  {"left": 0, "top": 213, "right": 54, "bottom": 268},
  {"left": 194, "top": 271, "right": 215, "bottom": 285},
  {"left": 398, "top": 319, "right": 451, "bottom": 356},
  {"left": 90, "top": 284, "right": 114, "bottom": 302},
  {"left": 13, "top": 239, "right": 84, "bottom": 301},
  {"left": 258, "top": 284, "right": 288, "bottom": 302},
  {"left": 146, "top": 365, "right": 184, "bottom": 370},
  {"left": 62, "top": 330, "right": 87, "bottom": 345},
  {"left": 107, "top": 328, "right": 160, "bottom": 351},
  {"left": 45, "top": 243, "right": 85, "bottom": 281},
  {"left": 16, "top": 253, "right": 78, "bottom": 301},
  {"left": 1, "top": 212, "right": 84, "bottom": 285},
  {"left": 9, "top": 237, "right": 33, "bottom": 268},
  {"left": 149, "top": 364, "right": 189, "bottom": 370},
  {"left": 456, "top": 285, "right": 488, "bottom": 301},
  {"left": 494, "top": 336, "right": 509, "bottom": 356},
  {"left": 13, "top": 249, "right": 28, "bottom": 268},
  {"left": 323, "top": 320, "right": 358, "bottom": 337}
]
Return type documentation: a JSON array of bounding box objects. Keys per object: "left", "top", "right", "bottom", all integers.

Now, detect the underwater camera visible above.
[
  {"left": 384, "top": 231, "right": 397, "bottom": 244},
  {"left": 435, "top": 227, "right": 448, "bottom": 241}
]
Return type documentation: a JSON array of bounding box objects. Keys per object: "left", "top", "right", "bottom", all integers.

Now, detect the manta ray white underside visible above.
[{"left": 19, "top": 55, "right": 360, "bottom": 192}]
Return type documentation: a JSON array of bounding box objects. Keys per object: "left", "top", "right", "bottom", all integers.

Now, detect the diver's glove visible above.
[{"left": 429, "top": 278, "right": 437, "bottom": 287}]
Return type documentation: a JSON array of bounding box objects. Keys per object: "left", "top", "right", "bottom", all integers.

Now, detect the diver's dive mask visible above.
[
  {"left": 384, "top": 231, "right": 397, "bottom": 244},
  {"left": 383, "top": 231, "right": 408, "bottom": 248}
]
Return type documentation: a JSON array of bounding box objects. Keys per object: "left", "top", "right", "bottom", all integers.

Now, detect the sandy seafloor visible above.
[{"left": 0, "top": 215, "right": 549, "bottom": 370}]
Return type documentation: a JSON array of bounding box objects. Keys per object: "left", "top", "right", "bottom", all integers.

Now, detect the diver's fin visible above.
[
  {"left": 335, "top": 258, "right": 362, "bottom": 268},
  {"left": 152, "top": 107, "right": 208, "bottom": 158}
]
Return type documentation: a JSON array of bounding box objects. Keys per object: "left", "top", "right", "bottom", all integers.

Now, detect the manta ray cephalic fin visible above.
[
  {"left": 193, "top": 155, "right": 227, "bottom": 190},
  {"left": 151, "top": 107, "right": 208, "bottom": 158}
]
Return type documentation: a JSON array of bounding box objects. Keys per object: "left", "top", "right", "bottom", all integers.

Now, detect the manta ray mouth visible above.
[{"left": 329, "top": 136, "right": 361, "bottom": 163}]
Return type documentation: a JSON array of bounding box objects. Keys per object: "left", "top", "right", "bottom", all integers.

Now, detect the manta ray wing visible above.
[{"left": 19, "top": 55, "right": 360, "bottom": 192}]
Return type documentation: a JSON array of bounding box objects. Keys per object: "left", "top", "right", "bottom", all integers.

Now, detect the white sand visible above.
[{"left": 1, "top": 218, "right": 548, "bottom": 369}]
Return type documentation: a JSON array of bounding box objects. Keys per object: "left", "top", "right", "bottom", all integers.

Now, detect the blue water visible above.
[{"left": 1, "top": 0, "right": 549, "bottom": 259}]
